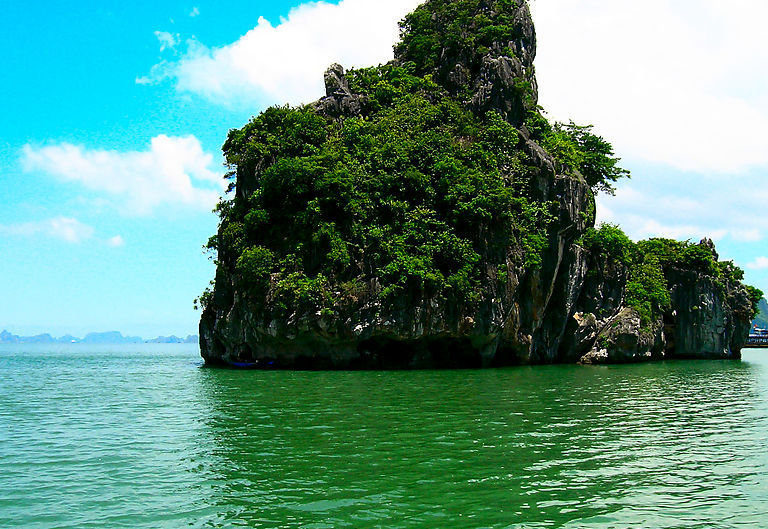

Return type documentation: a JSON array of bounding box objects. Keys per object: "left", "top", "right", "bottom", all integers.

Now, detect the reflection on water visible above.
[
  {"left": 1, "top": 345, "right": 767, "bottom": 528},
  {"left": 195, "top": 354, "right": 768, "bottom": 528}
]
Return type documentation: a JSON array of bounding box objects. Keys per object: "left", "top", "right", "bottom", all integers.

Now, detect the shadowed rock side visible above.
[{"left": 200, "top": 0, "right": 755, "bottom": 368}]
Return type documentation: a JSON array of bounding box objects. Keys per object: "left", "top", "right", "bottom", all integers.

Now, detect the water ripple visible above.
[{"left": 1, "top": 346, "right": 768, "bottom": 528}]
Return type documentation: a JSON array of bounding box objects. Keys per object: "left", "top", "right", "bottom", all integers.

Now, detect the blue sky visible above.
[
  {"left": 0, "top": 0, "right": 320, "bottom": 337},
  {"left": 2, "top": 0, "right": 766, "bottom": 337}
]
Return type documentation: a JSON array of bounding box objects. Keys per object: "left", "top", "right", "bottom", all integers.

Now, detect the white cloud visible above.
[
  {"left": 21, "top": 135, "right": 224, "bottom": 216},
  {"left": 1, "top": 220, "right": 128, "bottom": 248},
  {"left": 596, "top": 176, "right": 765, "bottom": 246},
  {"left": 154, "top": 31, "right": 179, "bottom": 52},
  {"left": 0, "top": 217, "right": 95, "bottom": 243},
  {"left": 747, "top": 257, "right": 768, "bottom": 270},
  {"left": 106, "top": 235, "right": 125, "bottom": 247},
  {"left": 141, "top": 0, "right": 768, "bottom": 173},
  {"left": 141, "top": 0, "right": 422, "bottom": 106},
  {"left": 50, "top": 217, "right": 95, "bottom": 243},
  {"left": 530, "top": 0, "right": 768, "bottom": 174},
  {"left": 529, "top": 0, "right": 768, "bottom": 282},
  {"left": 612, "top": 216, "right": 727, "bottom": 243},
  {"left": 189, "top": 7, "right": 200, "bottom": 17},
  {"left": 731, "top": 229, "right": 763, "bottom": 243},
  {"left": 136, "top": 61, "right": 170, "bottom": 85}
]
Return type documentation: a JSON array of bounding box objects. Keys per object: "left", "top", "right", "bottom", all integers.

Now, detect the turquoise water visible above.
[{"left": 1, "top": 344, "right": 768, "bottom": 528}]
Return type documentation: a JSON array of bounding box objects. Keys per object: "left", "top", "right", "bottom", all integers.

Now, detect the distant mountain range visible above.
[{"left": 0, "top": 330, "right": 198, "bottom": 344}]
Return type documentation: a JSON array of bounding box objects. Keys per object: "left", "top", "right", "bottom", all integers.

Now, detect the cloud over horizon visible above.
[
  {"left": 106, "top": 235, "right": 126, "bottom": 247},
  {"left": 0, "top": 217, "right": 95, "bottom": 244},
  {"left": 140, "top": 0, "right": 768, "bottom": 176},
  {"left": 154, "top": 31, "right": 179, "bottom": 52},
  {"left": 747, "top": 257, "right": 768, "bottom": 270},
  {"left": 596, "top": 172, "right": 767, "bottom": 248},
  {"left": 22, "top": 135, "right": 224, "bottom": 216},
  {"left": 140, "top": 0, "right": 422, "bottom": 106},
  {"left": 530, "top": 0, "right": 768, "bottom": 174}
]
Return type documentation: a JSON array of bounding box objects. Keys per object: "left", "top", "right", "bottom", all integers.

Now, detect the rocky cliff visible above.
[
  {"left": 753, "top": 298, "right": 768, "bottom": 329},
  {"left": 199, "top": 0, "right": 760, "bottom": 368}
]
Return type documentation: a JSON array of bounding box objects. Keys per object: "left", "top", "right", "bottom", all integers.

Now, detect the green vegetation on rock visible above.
[
  {"left": 206, "top": 65, "right": 561, "bottom": 317},
  {"left": 526, "top": 114, "right": 629, "bottom": 194},
  {"left": 199, "top": 0, "right": 759, "bottom": 367},
  {"left": 753, "top": 298, "right": 768, "bottom": 329},
  {"left": 396, "top": 0, "right": 526, "bottom": 78},
  {"left": 202, "top": 50, "right": 634, "bottom": 323},
  {"left": 581, "top": 224, "right": 763, "bottom": 324}
]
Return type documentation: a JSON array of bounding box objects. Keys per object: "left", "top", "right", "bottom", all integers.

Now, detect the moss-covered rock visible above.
[{"left": 199, "top": 0, "right": 759, "bottom": 368}]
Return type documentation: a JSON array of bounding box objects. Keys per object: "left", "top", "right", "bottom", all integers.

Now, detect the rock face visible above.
[
  {"left": 579, "top": 308, "right": 664, "bottom": 365},
  {"left": 394, "top": 0, "right": 538, "bottom": 126},
  {"left": 753, "top": 298, "right": 768, "bottom": 329},
  {"left": 313, "top": 63, "right": 367, "bottom": 119},
  {"left": 666, "top": 268, "right": 751, "bottom": 359},
  {"left": 199, "top": 0, "right": 754, "bottom": 368}
]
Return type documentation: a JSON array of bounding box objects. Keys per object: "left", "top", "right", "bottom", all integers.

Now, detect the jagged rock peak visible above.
[
  {"left": 324, "top": 63, "right": 350, "bottom": 97},
  {"left": 394, "top": 0, "right": 537, "bottom": 124},
  {"left": 314, "top": 63, "right": 366, "bottom": 119}
]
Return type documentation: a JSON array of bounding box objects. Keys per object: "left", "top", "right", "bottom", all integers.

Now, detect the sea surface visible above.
[{"left": 1, "top": 344, "right": 767, "bottom": 528}]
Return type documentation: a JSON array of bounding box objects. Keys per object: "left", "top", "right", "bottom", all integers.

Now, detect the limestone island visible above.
[{"left": 199, "top": 0, "right": 763, "bottom": 368}]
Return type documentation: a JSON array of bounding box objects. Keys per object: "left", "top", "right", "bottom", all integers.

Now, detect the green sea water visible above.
[{"left": 1, "top": 344, "right": 767, "bottom": 528}]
